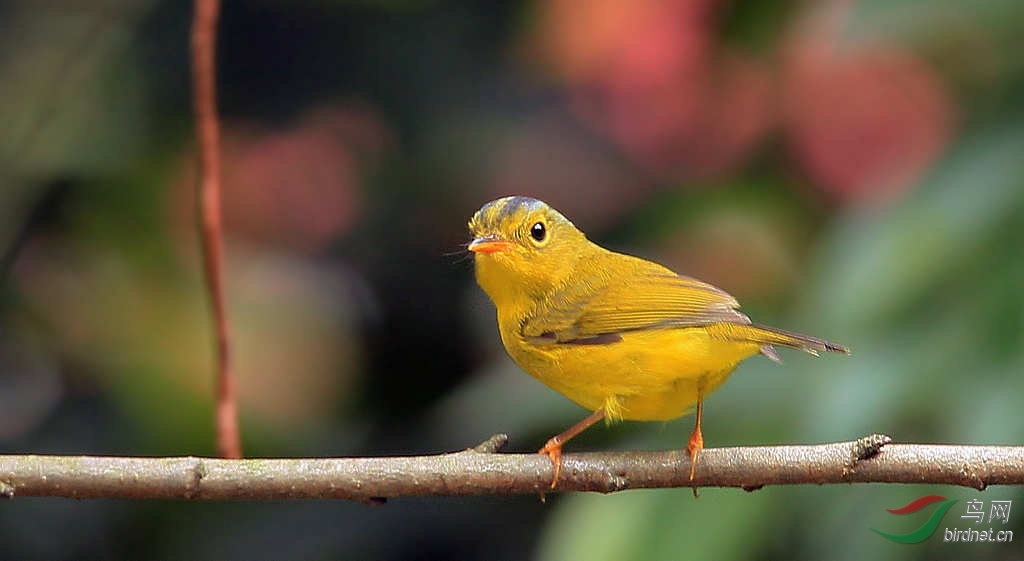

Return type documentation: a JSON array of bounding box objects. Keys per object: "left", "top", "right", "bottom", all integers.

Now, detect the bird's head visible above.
[{"left": 468, "top": 196, "right": 591, "bottom": 306}]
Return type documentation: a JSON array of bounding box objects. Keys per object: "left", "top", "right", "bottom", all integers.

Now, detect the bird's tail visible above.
[{"left": 706, "top": 323, "right": 850, "bottom": 363}]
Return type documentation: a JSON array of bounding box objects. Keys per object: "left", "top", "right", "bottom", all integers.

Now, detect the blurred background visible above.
[{"left": 1, "top": 0, "right": 1022, "bottom": 559}]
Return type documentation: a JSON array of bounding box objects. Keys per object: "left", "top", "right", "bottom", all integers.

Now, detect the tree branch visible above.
[
  {"left": 191, "top": 0, "right": 241, "bottom": 458},
  {"left": 1, "top": 435, "right": 1022, "bottom": 501}
]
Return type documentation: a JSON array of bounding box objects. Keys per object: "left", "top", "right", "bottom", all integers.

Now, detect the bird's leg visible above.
[
  {"left": 539, "top": 408, "right": 606, "bottom": 489},
  {"left": 686, "top": 395, "right": 704, "bottom": 481}
]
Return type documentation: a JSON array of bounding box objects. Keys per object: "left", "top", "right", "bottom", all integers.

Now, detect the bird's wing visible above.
[{"left": 521, "top": 260, "right": 750, "bottom": 345}]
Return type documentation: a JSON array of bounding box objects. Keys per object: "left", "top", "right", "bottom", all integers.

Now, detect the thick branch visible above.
[{"left": 1, "top": 436, "right": 1022, "bottom": 501}]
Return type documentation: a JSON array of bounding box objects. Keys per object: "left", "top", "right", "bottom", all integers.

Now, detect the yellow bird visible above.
[{"left": 467, "top": 196, "right": 848, "bottom": 487}]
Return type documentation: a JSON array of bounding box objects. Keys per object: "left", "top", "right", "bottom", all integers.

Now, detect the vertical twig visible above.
[{"left": 191, "top": 0, "right": 241, "bottom": 459}]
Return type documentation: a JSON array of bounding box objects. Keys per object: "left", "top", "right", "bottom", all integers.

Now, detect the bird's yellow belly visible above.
[{"left": 502, "top": 326, "right": 762, "bottom": 422}]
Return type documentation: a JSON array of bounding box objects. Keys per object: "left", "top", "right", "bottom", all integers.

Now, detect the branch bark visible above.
[
  {"left": 1, "top": 436, "right": 1022, "bottom": 501},
  {"left": 191, "top": 0, "right": 241, "bottom": 458}
]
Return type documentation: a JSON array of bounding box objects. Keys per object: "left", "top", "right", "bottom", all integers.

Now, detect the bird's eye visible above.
[{"left": 530, "top": 222, "right": 546, "bottom": 242}]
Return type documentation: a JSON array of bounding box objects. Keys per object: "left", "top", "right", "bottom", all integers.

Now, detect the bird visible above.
[{"left": 467, "top": 195, "right": 849, "bottom": 488}]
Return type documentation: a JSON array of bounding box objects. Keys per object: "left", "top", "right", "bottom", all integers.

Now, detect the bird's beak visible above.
[{"left": 468, "top": 234, "right": 511, "bottom": 254}]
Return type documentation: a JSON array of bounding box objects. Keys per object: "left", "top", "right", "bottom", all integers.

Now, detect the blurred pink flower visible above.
[
  {"left": 531, "top": 0, "right": 955, "bottom": 202},
  {"left": 537, "top": 0, "right": 710, "bottom": 88},
  {"left": 534, "top": 0, "right": 773, "bottom": 178},
  {"left": 173, "top": 102, "right": 392, "bottom": 252},
  {"left": 781, "top": 2, "right": 955, "bottom": 202}
]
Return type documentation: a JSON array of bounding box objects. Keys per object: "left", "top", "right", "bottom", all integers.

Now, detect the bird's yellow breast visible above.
[{"left": 497, "top": 309, "right": 762, "bottom": 422}]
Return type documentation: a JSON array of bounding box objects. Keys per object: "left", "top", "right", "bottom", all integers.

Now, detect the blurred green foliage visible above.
[{"left": 0, "top": 0, "right": 1021, "bottom": 560}]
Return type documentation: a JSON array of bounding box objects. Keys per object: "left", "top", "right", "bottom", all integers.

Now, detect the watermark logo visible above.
[
  {"left": 872, "top": 495, "right": 958, "bottom": 544},
  {"left": 872, "top": 495, "right": 1014, "bottom": 544},
  {"left": 944, "top": 499, "right": 1014, "bottom": 543}
]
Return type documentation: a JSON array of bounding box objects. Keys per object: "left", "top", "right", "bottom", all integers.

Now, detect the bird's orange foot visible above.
[
  {"left": 538, "top": 438, "right": 564, "bottom": 489},
  {"left": 686, "top": 428, "right": 703, "bottom": 481}
]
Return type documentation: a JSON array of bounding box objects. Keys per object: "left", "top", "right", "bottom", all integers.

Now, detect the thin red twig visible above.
[{"left": 191, "top": 0, "right": 241, "bottom": 459}]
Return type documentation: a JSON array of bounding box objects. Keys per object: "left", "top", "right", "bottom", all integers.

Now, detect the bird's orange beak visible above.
[{"left": 468, "top": 235, "right": 512, "bottom": 254}]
